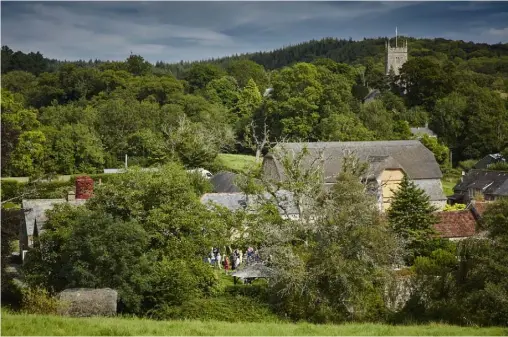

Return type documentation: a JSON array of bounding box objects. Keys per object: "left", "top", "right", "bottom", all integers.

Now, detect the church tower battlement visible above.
[{"left": 385, "top": 27, "right": 408, "bottom": 76}]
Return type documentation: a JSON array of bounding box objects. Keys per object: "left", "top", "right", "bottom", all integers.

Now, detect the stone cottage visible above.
[
  {"left": 19, "top": 176, "right": 94, "bottom": 261},
  {"left": 262, "top": 140, "right": 447, "bottom": 212},
  {"left": 450, "top": 169, "right": 508, "bottom": 204}
]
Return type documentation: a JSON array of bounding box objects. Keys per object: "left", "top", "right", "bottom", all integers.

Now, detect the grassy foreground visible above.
[{"left": 2, "top": 312, "right": 507, "bottom": 336}]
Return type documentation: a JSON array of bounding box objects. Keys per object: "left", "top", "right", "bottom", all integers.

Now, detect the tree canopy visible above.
[{"left": 2, "top": 37, "right": 508, "bottom": 177}]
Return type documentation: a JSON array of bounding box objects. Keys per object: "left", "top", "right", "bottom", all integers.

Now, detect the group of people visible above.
[{"left": 205, "top": 247, "right": 260, "bottom": 273}]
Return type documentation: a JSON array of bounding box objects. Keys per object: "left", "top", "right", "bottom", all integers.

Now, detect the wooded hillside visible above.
[{"left": 2, "top": 36, "right": 508, "bottom": 178}]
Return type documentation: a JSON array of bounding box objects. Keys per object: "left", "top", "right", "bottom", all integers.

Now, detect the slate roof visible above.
[
  {"left": 210, "top": 172, "right": 241, "bottom": 193},
  {"left": 22, "top": 199, "right": 87, "bottom": 237},
  {"left": 453, "top": 170, "right": 508, "bottom": 197},
  {"left": 200, "top": 193, "right": 247, "bottom": 212},
  {"left": 266, "top": 141, "right": 443, "bottom": 181},
  {"left": 363, "top": 89, "right": 381, "bottom": 103},
  {"left": 435, "top": 210, "right": 477, "bottom": 238},
  {"left": 414, "top": 179, "right": 447, "bottom": 201},
  {"left": 473, "top": 153, "right": 506, "bottom": 169},
  {"left": 200, "top": 190, "right": 299, "bottom": 216}
]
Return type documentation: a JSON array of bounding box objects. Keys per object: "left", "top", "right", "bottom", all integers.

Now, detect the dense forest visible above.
[{"left": 2, "top": 36, "right": 508, "bottom": 178}]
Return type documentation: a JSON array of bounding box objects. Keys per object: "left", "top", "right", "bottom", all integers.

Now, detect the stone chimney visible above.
[
  {"left": 67, "top": 190, "right": 76, "bottom": 202},
  {"left": 75, "top": 176, "right": 94, "bottom": 200}
]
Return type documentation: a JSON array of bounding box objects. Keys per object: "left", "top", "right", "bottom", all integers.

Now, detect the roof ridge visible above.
[{"left": 279, "top": 140, "right": 421, "bottom": 145}]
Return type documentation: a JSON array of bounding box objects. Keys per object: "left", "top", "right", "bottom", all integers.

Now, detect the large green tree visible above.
[
  {"left": 240, "top": 147, "right": 398, "bottom": 323},
  {"left": 185, "top": 63, "right": 225, "bottom": 92},
  {"left": 226, "top": 59, "right": 269, "bottom": 90},
  {"left": 23, "top": 164, "right": 236, "bottom": 313},
  {"left": 398, "top": 58, "right": 453, "bottom": 110},
  {"left": 387, "top": 174, "right": 440, "bottom": 265},
  {"left": 1, "top": 90, "right": 41, "bottom": 175}
]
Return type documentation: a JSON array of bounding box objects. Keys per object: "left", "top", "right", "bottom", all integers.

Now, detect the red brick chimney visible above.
[{"left": 75, "top": 176, "right": 94, "bottom": 200}]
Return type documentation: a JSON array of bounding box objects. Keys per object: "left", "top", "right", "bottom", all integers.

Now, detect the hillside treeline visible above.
[{"left": 2, "top": 37, "right": 508, "bottom": 177}]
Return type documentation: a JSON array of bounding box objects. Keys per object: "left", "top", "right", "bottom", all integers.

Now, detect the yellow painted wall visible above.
[{"left": 380, "top": 169, "right": 405, "bottom": 211}]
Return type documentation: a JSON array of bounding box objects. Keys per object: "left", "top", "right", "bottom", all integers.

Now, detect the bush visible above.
[
  {"left": 458, "top": 159, "right": 477, "bottom": 171},
  {"left": 488, "top": 162, "right": 508, "bottom": 171},
  {"left": 187, "top": 171, "right": 213, "bottom": 195},
  {"left": 1, "top": 179, "right": 75, "bottom": 201},
  {"left": 30, "top": 181, "right": 74, "bottom": 199},
  {"left": 0, "top": 180, "right": 24, "bottom": 201},
  {"left": 443, "top": 203, "right": 467, "bottom": 211},
  {"left": 441, "top": 167, "right": 461, "bottom": 179},
  {"left": 70, "top": 173, "right": 118, "bottom": 185},
  {"left": 21, "top": 287, "right": 61, "bottom": 315},
  {"left": 224, "top": 283, "right": 269, "bottom": 301},
  {"left": 1, "top": 278, "right": 24, "bottom": 310},
  {"left": 147, "top": 295, "right": 279, "bottom": 322}
]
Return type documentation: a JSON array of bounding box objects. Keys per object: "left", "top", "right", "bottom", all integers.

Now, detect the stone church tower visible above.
[{"left": 385, "top": 28, "right": 408, "bottom": 76}]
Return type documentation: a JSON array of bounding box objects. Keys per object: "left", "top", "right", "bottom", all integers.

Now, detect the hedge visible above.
[
  {"left": 147, "top": 295, "right": 280, "bottom": 322},
  {"left": 1, "top": 174, "right": 120, "bottom": 202}
]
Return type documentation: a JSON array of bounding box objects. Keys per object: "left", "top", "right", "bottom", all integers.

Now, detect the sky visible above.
[{"left": 2, "top": 1, "right": 508, "bottom": 63}]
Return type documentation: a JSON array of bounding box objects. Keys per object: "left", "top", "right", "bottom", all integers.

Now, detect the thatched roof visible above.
[{"left": 264, "top": 141, "right": 442, "bottom": 182}]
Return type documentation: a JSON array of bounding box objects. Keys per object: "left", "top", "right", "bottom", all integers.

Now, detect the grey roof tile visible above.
[
  {"left": 200, "top": 193, "right": 247, "bottom": 212},
  {"left": 210, "top": 172, "right": 241, "bottom": 193},
  {"left": 454, "top": 170, "right": 508, "bottom": 196},
  {"left": 22, "top": 198, "right": 88, "bottom": 237},
  {"left": 200, "top": 190, "right": 299, "bottom": 216},
  {"left": 267, "top": 140, "right": 443, "bottom": 180},
  {"left": 413, "top": 179, "right": 447, "bottom": 201}
]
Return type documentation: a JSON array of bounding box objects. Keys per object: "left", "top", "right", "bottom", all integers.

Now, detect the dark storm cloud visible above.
[{"left": 1, "top": 1, "right": 507, "bottom": 63}]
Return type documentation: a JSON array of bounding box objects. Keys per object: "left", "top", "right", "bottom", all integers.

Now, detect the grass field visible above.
[
  {"left": 2, "top": 311, "right": 507, "bottom": 336},
  {"left": 216, "top": 153, "right": 257, "bottom": 173}
]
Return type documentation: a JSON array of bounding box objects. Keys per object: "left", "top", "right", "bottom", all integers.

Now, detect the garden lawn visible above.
[
  {"left": 2, "top": 311, "right": 507, "bottom": 336},
  {"left": 216, "top": 154, "right": 257, "bottom": 173}
]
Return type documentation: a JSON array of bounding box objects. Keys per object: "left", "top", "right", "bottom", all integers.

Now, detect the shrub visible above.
[
  {"left": 21, "top": 287, "right": 61, "bottom": 315},
  {"left": 1, "top": 179, "right": 75, "bottom": 201},
  {"left": 488, "top": 162, "right": 508, "bottom": 171},
  {"left": 224, "top": 283, "right": 269, "bottom": 301},
  {"left": 187, "top": 171, "right": 213, "bottom": 195},
  {"left": 0, "top": 180, "right": 24, "bottom": 201},
  {"left": 1, "top": 278, "right": 24, "bottom": 310},
  {"left": 458, "top": 159, "right": 478, "bottom": 171},
  {"left": 30, "top": 181, "right": 74, "bottom": 199},
  {"left": 147, "top": 295, "right": 279, "bottom": 322},
  {"left": 443, "top": 203, "right": 467, "bottom": 211}
]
